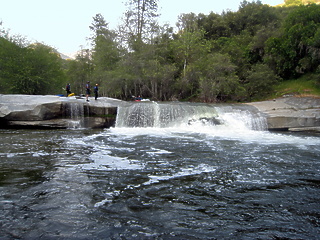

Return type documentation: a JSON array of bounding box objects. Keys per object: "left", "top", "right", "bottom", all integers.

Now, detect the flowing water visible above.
[
  {"left": 63, "top": 100, "right": 86, "bottom": 129},
  {"left": 0, "top": 102, "right": 320, "bottom": 239}
]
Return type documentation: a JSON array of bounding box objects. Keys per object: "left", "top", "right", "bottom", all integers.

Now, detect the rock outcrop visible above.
[
  {"left": 1, "top": 94, "right": 319, "bottom": 131},
  {"left": 247, "top": 96, "right": 320, "bottom": 132},
  {"left": 0, "top": 95, "right": 119, "bottom": 129}
]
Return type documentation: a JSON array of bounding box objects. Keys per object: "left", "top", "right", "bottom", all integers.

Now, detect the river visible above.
[{"left": 0, "top": 102, "right": 320, "bottom": 239}]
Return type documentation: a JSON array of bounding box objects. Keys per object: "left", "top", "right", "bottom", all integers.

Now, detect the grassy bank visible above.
[{"left": 270, "top": 73, "right": 320, "bottom": 99}]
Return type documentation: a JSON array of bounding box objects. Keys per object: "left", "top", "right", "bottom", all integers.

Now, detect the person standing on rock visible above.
[
  {"left": 66, "top": 83, "right": 71, "bottom": 96},
  {"left": 94, "top": 84, "right": 99, "bottom": 100},
  {"left": 85, "top": 81, "right": 91, "bottom": 102}
]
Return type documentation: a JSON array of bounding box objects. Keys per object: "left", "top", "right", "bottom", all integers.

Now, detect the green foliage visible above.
[
  {"left": 234, "top": 1, "right": 280, "bottom": 36},
  {"left": 195, "top": 53, "right": 243, "bottom": 102},
  {"left": 0, "top": 37, "right": 65, "bottom": 95},
  {"left": 120, "top": 0, "right": 159, "bottom": 50},
  {"left": 171, "top": 29, "right": 209, "bottom": 72},
  {"left": 66, "top": 49, "right": 93, "bottom": 96},
  {"left": 3, "top": 0, "right": 320, "bottom": 101},
  {"left": 89, "top": 14, "right": 122, "bottom": 97},
  {"left": 266, "top": 4, "right": 320, "bottom": 79},
  {"left": 198, "top": 12, "right": 230, "bottom": 40},
  {"left": 79, "top": 1, "right": 320, "bottom": 101},
  {"left": 272, "top": 73, "right": 320, "bottom": 98},
  {"left": 245, "top": 63, "right": 281, "bottom": 100},
  {"left": 0, "top": 37, "right": 21, "bottom": 93},
  {"left": 90, "top": 14, "right": 120, "bottom": 72}
]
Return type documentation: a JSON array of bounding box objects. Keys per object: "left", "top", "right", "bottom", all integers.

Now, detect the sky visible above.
[{"left": 0, "top": 0, "right": 284, "bottom": 55}]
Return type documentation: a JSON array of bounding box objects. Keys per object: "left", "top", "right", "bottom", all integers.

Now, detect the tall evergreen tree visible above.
[{"left": 119, "top": 0, "right": 159, "bottom": 50}]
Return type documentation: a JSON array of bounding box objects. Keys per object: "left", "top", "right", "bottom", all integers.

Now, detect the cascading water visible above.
[
  {"left": 64, "top": 100, "right": 85, "bottom": 128},
  {"left": 115, "top": 101, "right": 267, "bottom": 131},
  {"left": 2, "top": 101, "right": 319, "bottom": 239},
  {"left": 214, "top": 105, "right": 268, "bottom": 131}
]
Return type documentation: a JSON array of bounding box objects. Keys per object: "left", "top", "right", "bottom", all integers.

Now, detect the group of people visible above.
[
  {"left": 65, "top": 81, "right": 99, "bottom": 101},
  {"left": 85, "top": 81, "right": 99, "bottom": 101}
]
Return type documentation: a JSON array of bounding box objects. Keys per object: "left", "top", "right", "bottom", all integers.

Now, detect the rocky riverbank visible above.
[
  {"left": 247, "top": 96, "right": 320, "bottom": 132},
  {"left": 0, "top": 95, "right": 119, "bottom": 129},
  {"left": 0, "top": 94, "right": 319, "bottom": 132}
]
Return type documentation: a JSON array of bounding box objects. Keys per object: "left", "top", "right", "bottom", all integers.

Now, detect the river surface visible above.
[{"left": 0, "top": 102, "right": 320, "bottom": 239}]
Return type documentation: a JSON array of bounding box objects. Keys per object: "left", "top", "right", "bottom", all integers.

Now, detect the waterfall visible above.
[
  {"left": 115, "top": 102, "right": 267, "bottom": 131},
  {"left": 64, "top": 101, "right": 85, "bottom": 128},
  {"left": 215, "top": 105, "right": 268, "bottom": 131},
  {"left": 116, "top": 102, "right": 219, "bottom": 128}
]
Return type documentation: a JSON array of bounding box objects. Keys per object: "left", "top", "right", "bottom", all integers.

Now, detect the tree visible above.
[
  {"left": 67, "top": 48, "right": 93, "bottom": 96},
  {"left": 198, "top": 12, "right": 231, "bottom": 40},
  {"left": 90, "top": 14, "right": 120, "bottom": 72},
  {"left": 247, "top": 25, "right": 279, "bottom": 64},
  {"left": 194, "top": 53, "right": 242, "bottom": 102},
  {"left": 22, "top": 43, "right": 65, "bottom": 94},
  {"left": 0, "top": 35, "right": 65, "bottom": 95},
  {"left": 214, "top": 31, "right": 253, "bottom": 80},
  {"left": 171, "top": 13, "right": 211, "bottom": 98},
  {"left": 119, "top": 0, "right": 159, "bottom": 50},
  {"left": 112, "top": 0, "right": 162, "bottom": 99},
  {"left": 170, "top": 29, "right": 210, "bottom": 99},
  {"left": 233, "top": 1, "right": 278, "bottom": 36},
  {"left": 89, "top": 14, "right": 122, "bottom": 96},
  {"left": 245, "top": 63, "right": 280, "bottom": 100},
  {"left": 0, "top": 36, "right": 23, "bottom": 93},
  {"left": 176, "top": 13, "right": 199, "bottom": 33},
  {"left": 266, "top": 4, "right": 320, "bottom": 78}
]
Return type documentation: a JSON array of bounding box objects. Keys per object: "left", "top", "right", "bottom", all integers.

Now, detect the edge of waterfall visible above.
[{"left": 0, "top": 94, "right": 319, "bottom": 132}]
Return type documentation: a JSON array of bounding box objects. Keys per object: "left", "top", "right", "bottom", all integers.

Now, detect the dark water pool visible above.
[{"left": 0, "top": 125, "right": 319, "bottom": 239}]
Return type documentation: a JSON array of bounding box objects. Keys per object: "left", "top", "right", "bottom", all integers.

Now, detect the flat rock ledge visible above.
[
  {"left": 1, "top": 94, "right": 319, "bottom": 131},
  {"left": 247, "top": 96, "right": 320, "bottom": 132},
  {"left": 0, "top": 94, "right": 121, "bottom": 129}
]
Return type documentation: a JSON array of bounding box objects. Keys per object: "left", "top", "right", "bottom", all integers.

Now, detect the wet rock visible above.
[
  {"left": 0, "top": 95, "right": 62, "bottom": 120},
  {"left": 0, "top": 94, "right": 121, "bottom": 129},
  {"left": 1, "top": 94, "right": 319, "bottom": 131},
  {"left": 248, "top": 97, "right": 320, "bottom": 132},
  {"left": 188, "top": 117, "right": 222, "bottom": 126}
]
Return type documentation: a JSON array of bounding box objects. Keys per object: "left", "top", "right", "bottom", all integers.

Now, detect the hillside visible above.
[
  {"left": 271, "top": 74, "right": 320, "bottom": 99},
  {"left": 278, "top": 0, "right": 320, "bottom": 5},
  {"left": 1, "top": 1, "right": 319, "bottom": 103}
]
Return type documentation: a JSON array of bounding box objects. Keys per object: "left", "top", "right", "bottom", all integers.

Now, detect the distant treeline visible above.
[{"left": 1, "top": 0, "right": 320, "bottom": 102}]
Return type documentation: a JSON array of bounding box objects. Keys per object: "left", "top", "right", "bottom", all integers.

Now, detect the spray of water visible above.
[
  {"left": 115, "top": 101, "right": 267, "bottom": 131},
  {"left": 63, "top": 100, "right": 85, "bottom": 128}
]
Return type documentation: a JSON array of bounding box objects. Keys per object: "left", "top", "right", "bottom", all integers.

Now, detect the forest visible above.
[{"left": 0, "top": 0, "right": 320, "bottom": 102}]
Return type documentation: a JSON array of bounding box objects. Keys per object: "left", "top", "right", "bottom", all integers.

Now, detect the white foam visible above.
[
  {"left": 107, "top": 125, "right": 320, "bottom": 148},
  {"left": 146, "top": 148, "right": 172, "bottom": 156},
  {"left": 93, "top": 164, "right": 216, "bottom": 207},
  {"left": 94, "top": 191, "right": 121, "bottom": 207},
  {"left": 143, "top": 164, "right": 216, "bottom": 186},
  {"left": 80, "top": 150, "right": 144, "bottom": 171}
]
